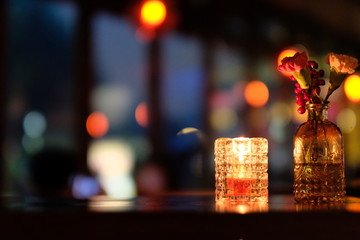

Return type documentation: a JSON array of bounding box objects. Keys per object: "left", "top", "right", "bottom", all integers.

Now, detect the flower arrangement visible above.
[{"left": 278, "top": 51, "right": 359, "bottom": 114}]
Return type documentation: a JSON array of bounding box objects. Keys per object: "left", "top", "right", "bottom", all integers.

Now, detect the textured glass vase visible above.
[{"left": 293, "top": 103, "right": 345, "bottom": 203}]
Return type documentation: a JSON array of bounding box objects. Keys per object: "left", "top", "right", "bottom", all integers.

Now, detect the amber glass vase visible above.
[{"left": 293, "top": 103, "right": 345, "bottom": 203}]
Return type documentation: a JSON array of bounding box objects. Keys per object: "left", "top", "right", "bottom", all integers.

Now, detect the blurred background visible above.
[{"left": 2, "top": 0, "right": 360, "bottom": 200}]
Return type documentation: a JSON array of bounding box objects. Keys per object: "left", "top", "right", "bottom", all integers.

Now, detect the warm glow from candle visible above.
[
  {"left": 232, "top": 137, "right": 248, "bottom": 155},
  {"left": 214, "top": 137, "right": 268, "bottom": 202},
  {"left": 140, "top": 0, "right": 167, "bottom": 27},
  {"left": 344, "top": 74, "right": 360, "bottom": 103}
]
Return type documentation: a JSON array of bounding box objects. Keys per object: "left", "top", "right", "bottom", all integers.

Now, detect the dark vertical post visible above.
[
  {"left": 0, "top": 0, "right": 7, "bottom": 202},
  {"left": 201, "top": 38, "right": 215, "bottom": 189},
  {"left": 74, "top": 2, "right": 93, "bottom": 175},
  {"left": 147, "top": 36, "right": 165, "bottom": 166}
]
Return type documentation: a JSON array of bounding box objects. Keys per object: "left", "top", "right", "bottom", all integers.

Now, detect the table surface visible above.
[
  {"left": 2, "top": 192, "right": 360, "bottom": 239},
  {"left": 5, "top": 191, "right": 360, "bottom": 212}
]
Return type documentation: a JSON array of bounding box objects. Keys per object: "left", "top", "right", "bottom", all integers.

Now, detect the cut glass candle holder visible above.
[{"left": 214, "top": 137, "right": 268, "bottom": 202}]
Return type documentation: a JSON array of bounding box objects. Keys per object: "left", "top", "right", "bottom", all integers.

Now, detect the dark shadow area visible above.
[{"left": 28, "top": 148, "right": 76, "bottom": 199}]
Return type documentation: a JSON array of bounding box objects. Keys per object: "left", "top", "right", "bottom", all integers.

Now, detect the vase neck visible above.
[{"left": 306, "top": 103, "right": 328, "bottom": 121}]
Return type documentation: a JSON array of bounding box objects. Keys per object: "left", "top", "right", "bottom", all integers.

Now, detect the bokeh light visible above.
[
  {"left": 211, "top": 90, "right": 236, "bottom": 109},
  {"left": 269, "top": 121, "right": 286, "bottom": 143},
  {"left": 177, "top": 127, "right": 200, "bottom": 135},
  {"left": 86, "top": 112, "right": 109, "bottom": 138},
  {"left": 247, "top": 107, "right": 270, "bottom": 132},
  {"left": 174, "top": 127, "right": 203, "bottom": 153},
  {"left": 23, "top": 111, "right": 47, "bottom": 138},
  {"left": 344, "top": 74, "right": 360, "bottom": 103},
  {"left": 136, "top": 163, "right": 167, "bottom": 195},
  {"left": 88, "top": 140, "right": 134, "bottom": 176},
  {"left": 22, "top": 111, "right": 47, "bottom": 157},
  {"left": 210, "top": 108, "right": 238, "bottom": 132},
  {"left": 231, "top": 81, "right": 246, "bottom": 109},
  {"left": 135, "top": 102, "right": 148, "bottom": 127},
  {"left": 140, "top": 0, "right": 167, "bottom": 27},
  {"left": 88, "top": 139, "right": 136, "bottom": 199},
  {"left": 244, "top": 80, "right": 269, "bottom": 107},
  {"left": 269, "top": 102, "right": 292, "bottom": 143},
  {"left": 336, "top": 108, "right": 357, "bottom": 134},
  {"left": 92, "top": 85, "right": 132, "bottom": 127},
  {"left": 269, "top": 101, "right": 292, "bottom": 126},
  {"left": 72, "top": 174, "right": 101, "bottom": 199},
  {"left": 22, "top": 135, "right": 45, "bottom": 154}
]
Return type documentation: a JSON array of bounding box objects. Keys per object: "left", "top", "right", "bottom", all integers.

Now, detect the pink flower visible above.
[
  {"left": 278, "top": 52, "right": 308, "bottom": 72},
  {"left": 278, "top": 51, "right": 311, "bottom": 89}
]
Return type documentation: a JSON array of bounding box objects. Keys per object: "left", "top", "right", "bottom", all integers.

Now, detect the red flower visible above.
[{"left": 278, "top": 52, "right": 308, "bottom": 72}]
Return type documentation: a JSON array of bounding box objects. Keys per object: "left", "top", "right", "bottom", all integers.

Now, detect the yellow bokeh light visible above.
[
  {"left": 336, "top": 108, "right": 357, "bottom": 134},
  {"left": 344, "top": 74, "right": 360, "bottom": 103},
  {"left": 176, "top": 127, "right": 199, "bottom": 135},
  {"left": 140, "top": 0, "right": 167, "bottom": 27},
  {"left": 244, "top": 80, "right": 269, "bottom": 108},
  {"left": 269, "top": 101, "right": 292, "bottom": 126},
  {"left": 210, "top": 108, "right": 238, "bottom": 132}
]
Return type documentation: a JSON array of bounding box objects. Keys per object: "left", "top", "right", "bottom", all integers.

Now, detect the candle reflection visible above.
[{"left": 216, "top": 201, "right": 269, "bottom": 214}]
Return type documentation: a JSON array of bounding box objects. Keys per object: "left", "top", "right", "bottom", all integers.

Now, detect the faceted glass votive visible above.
[{"left": 214, "top": 137, "right": 268, "bottom": 202}]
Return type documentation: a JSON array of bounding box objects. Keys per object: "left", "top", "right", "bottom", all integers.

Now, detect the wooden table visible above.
[{"left": 1, "top": 192, "right": 360, "bottom": 239}]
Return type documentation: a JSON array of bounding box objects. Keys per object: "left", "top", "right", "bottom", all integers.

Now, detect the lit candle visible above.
[{"left": 214, "top": 137, "right": 268, "bottom": 202}]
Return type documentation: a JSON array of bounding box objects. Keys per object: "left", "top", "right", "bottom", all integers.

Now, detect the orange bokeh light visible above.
[
  {"left": 140, "top": 0, "right": 167, "bottom": 27},
  {"left": 86, "top": 112, "right": 109, "bottom": 138},
  {"left": 277, "top": 48, "right": 298, "bottom": 77},
  {"left": 135, "top": 102, "right": 148, "bottom": 127},
  {"left": 244, "top": 80, "right": 269, "bottom": 108}
]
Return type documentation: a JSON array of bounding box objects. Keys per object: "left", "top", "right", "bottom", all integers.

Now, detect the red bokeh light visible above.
[{"left": 86, "top": 112, "right": 109, "bottom": 138}]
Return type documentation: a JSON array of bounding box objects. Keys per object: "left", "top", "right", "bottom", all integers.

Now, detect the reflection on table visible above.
[{"left": 3, "top": 193, "right": 360, "bottom": 239}]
